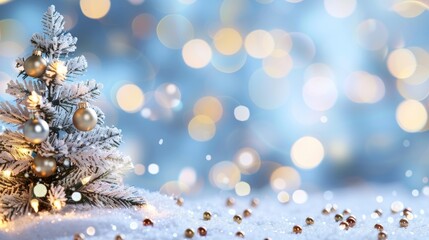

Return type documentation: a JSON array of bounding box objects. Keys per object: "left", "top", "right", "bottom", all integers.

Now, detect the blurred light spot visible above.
[
  {"left": 405, "top": 170, "right": 413, "bottom": 177},
  {"left": 391, "top": 200, "right": 404, "bottom": 213},
  {"left": 128, "top": 0, "right": 145, "bottom": 5},
  {"left": 303, "top": 77, "right": 338, "bottom": 111},
  {"left": 270, "top": 29, "right": 292, "bottom": 53},
  {"left": 211, "top": 48, "right": 247, "bottom": 73},
  {"left": 376, "top": 196, "right": 383, "bottom": 203},
  {"left": 182, "top": 39, "right": 212, "bottom": 68},
  {"left": 132, "top": 13, "right": 155, "bottom": 39},
  {"left": 401, "top": 47, "right": 429, "bottom": 85},
  {"left": 148, "top": 163, "right": 159, "bottom": 175},
  {"left": 345, "top": 71, "right": 385, "bottom": 103},
  {"left": 188, "top": 115, "right": 216, "bottom": 141},
  {"left": 213, "top": 28, "right": 242, "bottom": 55},
  {"left": 393, "top": 1, "right": 428, "bottom": 18},
  {"left": 403, "top": 139, "right": 411, "bottom": 147},
  {"left": 387, "top": 48, "right": 417, "bottom": 79},
  {"left": 270, "top": 166, "right": 301, "bottom": 191},
  {"left": 262, "top": 49, "right": 293, "bottom": 78},
  {"left": 194, "top": 96, "right": 223, "bottom": 122},
  {"left": 234, "top": 105, "right": 250, "bottom": 121},
  {"left": 116, "top": 84, "right": 144, "bottom": 113},
  {"left": 356, "top": 19, "right": 388, "bottom": 51},
  {"left": 63, "top": 13, "right": 78, "bottom": 31},
  {"left": 329, "top": 140, "right": 350, "bottom": 163},
  {"left": 234, "top": 147, "right": 261, "bottom": 174},
  {"left": 324, "top": 0, "right": 356, "bottom": 18},
  {"left": 0, "top": 0, "right": 12, "bottom": 4},
  {"left": 412, "top": 189, "right": 419, "bottom": 197},
  {"left": 220, "top": 0, "right": 248, "bottom": 25},
  {"left": 179, "top": 167, "right": 197, "bottom": 187},
  {"left": 304, "top": 63, "right": 335, "bottom": 80},
  {"left": 422, "top": 186, "right": 429, "bottom": 196},
  {"left": 206, "top": 154, "right": 212, "bottom": 161},
  {"left": 423, "top": 177, "right": 429, "bottom": 183},
  {"left": 134, "top": 164, "right": 145, "bottom": 175},
  {"left": 129, "top": 222, "right": 138, "bottom": 230},
  {"left": 86, "top": 226, "right": 96, "bottom": 236},
  {"left": 80, "top": 0, "right": 110, "bottom": 19},
  {"left": 0, "top": 41, "right": 24, "bottom": 57},
  {"left": 396, "top": 99, "right": 428, "bottom": 132},
  {"left": 291, "top": 136, "right": 325, "bottom": 169},
  {"left": 320, "top": 116, "right": 328, "bottom": 123},
  {"left": 277, "top": 191, "right": 290, "bottom": 203},
  {"left": 249, "top": 69, "right": 288, "bottom": 109},
  {"left": 292, "top": 189, "right": 308, "bottom": 204},
  {"left": 158, "top": 138, "right": 164, "bottom": 145},
  {"left": 209, "top": 161, "right": 241, "bottom": 190},
  {"left": 235, "top": 181, "right": 251, "bottom": 196},
  {"left": 396, "top": 78, "right": 429, "bottom": 100},
  {"left": 157, "top": 14, "right": 194, "bottom": 49},
  {"left": 289, "top": 32, "right": 316, "bottom": 67},
  {"left": 286, "top": 0, "right": 304, "bottom": 2},
  {"left": 160, "top": 181, "right": 187, "bottom": 196},
  {"left": 245, "top": 30, "right": 275, "bottom": 58},
  {"left": 155, "top": 83, "right": 181, "bottom": 109}
]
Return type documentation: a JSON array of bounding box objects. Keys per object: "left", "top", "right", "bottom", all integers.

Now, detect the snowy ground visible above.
[{"left": 0, "top": 185, "right": 428, "bottom": 240}]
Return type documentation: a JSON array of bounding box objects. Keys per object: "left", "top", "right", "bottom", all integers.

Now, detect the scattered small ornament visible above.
[
  {"left": 251, "top": 198, "right": 260, "bottom": 207},
  {"left": 403, "top": 207, "right": 412, "bottom": 214},
  {"left": 399, "top": 218, "right": 409, "bottom": 228},
  {"left": 374, "top": 223, "right": 384, "bottom": 231},
  {"left": 334, "top": 214, "right": 343, "bottom": 222},
  {"left": 330, "top": 204, "right": 338, "bottom": 212},
  {"left": 176, "top": 197, "right": 184, "bottom": 206},
  {"left": 292, "top": 225, "right": 302, "bottom": 234},
  {"left": 346, "top": 215, "right": 356, "bottom": 227},
  {"left": 203, "top": 211, "right": 212, "bottom": 221},
  {"left": 339, "top": 221, "right": 349, "bottom": 230},
  {"left": 374, "top": 209, "right": 383, "bottom": 217},
  {"left": 142, "top": 218, "right": 154, "bottom": 227},
  {"left": 114, "top": 234, "right": 125, "bottom": 240},
  {"left": 378, "top": 231, "right": 388, "bottom": 240},
  {"left": 342, "top": 209, "right": 351, "bottom": 215},
  {"left": 184, "top": 228, "right": 195, "bottom": 238},
  {"left": 243, "top": 209, "right": 252, "bottom": 218},
  {"left": 197, "top": 227, "right": 207, "bottom": 236},
  {"left": 73, "top": 233, "right": 85, "bottom": 240},
  {"left": 235, "top": 231, "right": 245, "bottom": 238},
  {"left": 322, "top": 208, "right": 330, "bottom": 215},
  {"left": 305, "top": 217, "right": 314, "bottom": 225},
  {"left": 233, "top": 215, "right": 243, "bottom": 224},
  {"left": 403, "top": 208, "right": 413, "bottom": 219},
  {"left": 226, "top": 197, "right": 235, "bottom": 207},
  {"left": 263, "top": 238, "right": 272, "bottom": 240}
]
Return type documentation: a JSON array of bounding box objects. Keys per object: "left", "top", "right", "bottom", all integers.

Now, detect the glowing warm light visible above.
[
  {"left": 81, "top": 176, "right": 91, "bottom": 185},
  {"left": 0, "top": 0, "right": 12, "bottom": 4},
  {"left": 288, "top": 32, "right": 316, "bottom": 67},
  {"left": 132, "top": 13, "right": 155, "bottom": 39},
  {"left": 328, "top": 140, "right": 351, "bottom": 163},
  {"left": 80, "top": 0, "right": 111, "bottom": 19},
  {"left": 234, "top": 105, "right": 250, "bottom": 121},
  {"left": 396, "top": 99, "right": 428, "bottom": 132},
  {"left": 160, "top": 181, "right": 187, "bottom": 196},
  {"left": 391, "top": 201, "right": 404, "bottom": 213},
  {"left": 292, "top": 189, "right": 308, "bottom": 204},
  {"left": 304, "top": 63, "right": 335, "bottom": 80},
  {"left": 393, "top": 1, "right": 428, "bottom": 18},
  {"left": 134, "top": 164, "right": 145, "bottom": 175},
  {"left": 193, "top": 96, "right": 223, "bottom": 122},
  {"left": 2, "top": 170, "right": 11, "bottom": 178},
  {"left": 235, "top": 181, "right": 251, "bottom": 196},
  {"left": 396, "top": 79, "right": 429, "bottom": 100},
  {"left": 233, "top": 147, "right": 261, "bottom": 174},
  {"left": 86, "top": 226, "right": 96, "bottom": 236},
  {"left": 182, "top": 39, "right": 212, "bottom": 68},
  {"left": 402, "top": 47, "right": 429, "bottom": 85},
  {"left": 270, "top": 166, "right": 301, "bottom": 191},
  {"left": 220, "top": 0, "right": 248, "bottom": 25},
  {"left": 356, "top": 19, "right": 388, "bottom": 51},
  {"left": 387, "top": 48, "right": 417, "bottom": 79},
  {"left": 148, "top": 163, "right": 160, "bottom": 175},
  {"left": 262, "top": 49, "right": 293, "bottom": 78},
  {"left": 244, "top": 30, "right": 275, "bottom": 58},
  {"left": 291, "top": 136, "right": 325, "bottom": 169},
  {"left": 213, "top": 28, "right": 243, "bottom": 55},
  {"left": 30, "top": 199, "right": 39, "bottom": 213},
  {"left": 324, "top": 0, "right": 356, "bottom": 18},
  {"left": 53, "top": 199, "right": 62, "bottom": 210},
  {"left": 116, "top": 84, "right": 145, "bottom": 113},
  {"left": 155, "top": 83, "right": 181, "bottom": 109},
  {"left": 157, "top": 15, "right": 194, "bottom": 49},
  {"left": 302, "top": 77, "right": 338, "bottom": 111},
  {"left": 277, "top": 191, "right": 290, "bottom": 203},
  {"left": 270, "top": 29, "right": 292, "bottom": 53},
  {"left": 249, "top": 70, "right": 288, "bottom": 109},
  {"left": 209, "top": 161, "right": 241, "bottom": 190},
  {"left": 211, "top": 48, "right": 247, "bottom": 73},
  {"left": 188, "top": 115, "right": 216, "bottom": 141},
  {"left": 179, "top": 167, "right": 197, "bottom": 187},
  {"left": 345, "top": 71, "right": 385, "bottom": 104}
]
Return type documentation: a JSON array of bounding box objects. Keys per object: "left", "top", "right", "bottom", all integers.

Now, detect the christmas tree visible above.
[{"left": 0, "top": 5, "right": 144, "bottom": 221}]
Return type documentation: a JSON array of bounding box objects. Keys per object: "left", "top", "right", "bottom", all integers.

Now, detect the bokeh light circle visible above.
[
  {"left": 402, "top": 47, "right": 429, "bottom": 85},
  {"left": 291, "top": 136, "right": 325, "bottom": 169},
  {"left": 393, "top": 1, "right": 427, "bottom": 18},
  {"left": 116, "top": 84, "right": 145, "bottom": 113},
  {"left": 292, "top": 189, "right": 308, "bottom": 204},
  {"left": 182, "top": 39, "right": 212, "bottom": 68},
  {"left": 233, "top": 147, "right": 261, "bottom": 174},
  {"left": 396, "top": 99, "right": 428, "bottom": 133},
  {"left": 235, "top": 181, "right": 251, "bottom": 196},
  {"left": 155, "top": 83, "right": 182, "bottom": 109},
  {"left": 209, "top": 161, "right": 241, "bottom": 190},
  {"left": 80, "top": 0, "right": 111, "bottom": 19},
  {"left": 356, "top": 19, "right": 388, "bottom": 51},
  {"left": 157, "top": 14, "right": 194, "bottom": 49},
  {"left": 387, "top": 48, "right": 417, "bottom": 79},
  {"left": 262, "top": 49, "right": 293, "bottom": 78},
  {"left": 188, "top": 115, "right": 216, "bottom": 141},
  {"left": 270, "top": 166, "right": 301, "bottom": 191},
  {"left": 303, "top": 77, "right": 338, "bottom": 111},
  {"left": 345, "top": 71, "right": 385, "bottom": 104},
  {"left": 289, "top": 32, "right": 316, "bottom": 67},
  {"left": 213, "top": 28, "right": 243, "bottom": 55},
  {"left": 234, "top": 105, "right": 250, "bottom": 121},
  {"left": 193, "top": 96, "right": 223, "bottom": 122},
  {"left": 324, "top": 0, "right": 356, "bottom": 18},
  {"left": 211, "top": 48, "right": 247, "bottom": 73},
  {"left": 244, "top": 30, "right": 275, "bottom": 58}
]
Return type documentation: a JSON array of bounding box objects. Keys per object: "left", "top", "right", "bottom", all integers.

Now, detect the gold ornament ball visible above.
[
  {"left": 322, "top": 208, "right": 330, "bottom": 215},
  {"left": 342, "top": 209, "right": 351, "bottom": 215},
  {"left": 378, "top": 231, "right": 388, "bottom": 240},
  {"left": 346, "top": 216, "right": 356, "bottom": 227},
  {"left": 305, "top": 217, "right": 314, "bottom": 225},
  {"left": 374, "top": 209, "right": 383, "bottom": 217},
  {"left": 176, "top": 197, "right": 184, "bottom": 206},
  {"left": 334, "top": 213, "right": 343, "bottom": 222},
  {"left": 243, "top": 209, "right": 252, "bottom": 218},
  {"left": 339, "top": 221, "right": 349, "bottom": 230},
  {"left": 226, "top": 197, "right": 235, "bottom": 207},
  {"left": 233, "top": 215, "right": 242, "bottom": 224},
  {"left": 31, "top": 155, "right": 57, "bottom": 178},
  {"left": 250, "top": 198, "right": 260, "bottom": 207},
  {"left": 73, "top": 233, "right": 85, "bottom": 240},
  {"left": 203, "top": 211, "right": 212, "bottom": 220},
  {"left": 73, "top": 102, "right": 97, "bottom": 131},
  {"left": 235, "top": 231, "right": 245, "bottom": 238},
  {"left": 197, "top": 227, "right": 207, "bottom": 236},
  {"left": 292, "top": 225, "right": 302, "bottom": 234},
  {"left": 115, "top": 234, "right": 125, "bottom": 240},
  {"left": 374, "top": 223, "right": 384, "bottom": 231},
  {"left": 24, "top": 50, "right": 47, "bottom": 78},
  {"left": 23, "top": 117, "right": 49, "bottom": 144},
  {"left": 399, "top": 218, "right": 409, "bottom": 228},
  {"left": 142, "top": 218, "right": 154, "bottom": 227},
  {"left": 184, "top": 228, "right": 194, "bottom": 238}
]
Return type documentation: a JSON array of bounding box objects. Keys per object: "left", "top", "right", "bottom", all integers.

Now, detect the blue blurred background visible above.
[{"left": 1, "top": 0, "right": 429, "bottom": 200}]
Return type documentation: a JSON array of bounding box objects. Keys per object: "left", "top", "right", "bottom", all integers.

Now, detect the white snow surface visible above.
[{"left": 0, "top": 185, "right": 428, "bottom": 240}]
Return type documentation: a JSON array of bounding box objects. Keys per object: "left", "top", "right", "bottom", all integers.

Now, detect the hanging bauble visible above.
[
  {"left": 24, "top": 49, "right": 47, "bottom": 78},
  {"left": 31, "top": 154, "right": 57, "bottom": 178},
  {"left": 23, "top": 114, "right": 49, "bottom": 144},
  {"left": 73, "top": 102, "right": 98, "bottom": 131}
]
